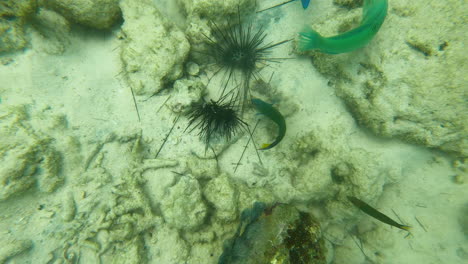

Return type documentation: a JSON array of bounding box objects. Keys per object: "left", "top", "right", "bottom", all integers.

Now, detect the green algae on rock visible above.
[
  {"left": 179, "top": 0, "right": 255, "bottom": 20},
  {"left": 0, "top": 105, "right": 64, "bottom": 200},
  {"left": 43, "top": 0, "right": 121, "bottom": 30},
  {"left": 333, "top": 0, "right": 364, "bottom": 9},
  {"left": 0, "top": 0, "right": 37, "bottom": 53}
]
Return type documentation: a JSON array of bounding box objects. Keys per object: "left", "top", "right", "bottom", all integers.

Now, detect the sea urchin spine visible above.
[
  {"left": 203, "top": 11, "right": 289, "bottom": 111},
  {"left": 185, "top": 94, "right": 247, "bottom": 147}
]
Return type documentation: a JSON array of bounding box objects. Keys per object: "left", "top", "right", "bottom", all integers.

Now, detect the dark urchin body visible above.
[
  {"left": 186, "top": 95, "right": 247, "bottom": 147},
  {"left": 203, "top": 13, "right": 288, "bottom": 111}
]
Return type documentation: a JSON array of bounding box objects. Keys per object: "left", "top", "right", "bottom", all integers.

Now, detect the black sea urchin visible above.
[
  {"left": 203, "top": 12, "right": 289, "bottom": 111},
  {"left": 185, "top": 93, "right": 247, "bottom": 147}
]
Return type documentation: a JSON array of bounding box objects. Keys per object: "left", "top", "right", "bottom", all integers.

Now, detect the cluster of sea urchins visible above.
[{"left": 186, "top": 9, "right": 286, "bottom": 147}]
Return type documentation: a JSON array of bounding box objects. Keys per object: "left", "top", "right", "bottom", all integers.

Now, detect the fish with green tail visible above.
[
  {"left": 298, "top": 0, "right": 388, "bottom": 54},
  {"left": 251, "top": 98, "right": 286, "bottom": 150}
]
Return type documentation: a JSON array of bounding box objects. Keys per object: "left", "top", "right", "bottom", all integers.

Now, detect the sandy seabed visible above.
[{"left": 0, "top": 0, "right": 466, "bottom": 263}]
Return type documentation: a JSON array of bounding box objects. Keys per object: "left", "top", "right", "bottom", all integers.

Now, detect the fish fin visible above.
[
  {"left": 400, "top": 225, "right": 412, "bottom": 232},
  {"left": 298, "top": 26, "right": 322, "bottom": 52},
  {"left": 259, "top": 143, "right": 271, "bottom": 150}
]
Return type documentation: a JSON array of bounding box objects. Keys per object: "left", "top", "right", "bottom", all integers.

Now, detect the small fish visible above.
[
  {"left": 348, "top": 196, "right": 411, "bottom": 232},
  {"left": 251, "top": 98, "right": 286, "bottom": 150}
]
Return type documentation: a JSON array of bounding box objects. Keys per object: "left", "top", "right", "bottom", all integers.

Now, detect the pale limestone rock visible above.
[
  {"left": 303, "top": 0, "right": 467, "bottom": 157},
  {"left": 167, "top": 77, "right": 205, "bottom": 114},
  {"left": 204, "top": 174, "right": 238, "bottom": 222},
  {"left": 0, "top": 238, "right": 33, "bottom": 263},
  {"left": 160, "top": 176, "right": 207, "bottom": 231},
  {"left": 30, "top": 8, "right": 70, "bottom": 54},
  {"left": 44, "top": 0, "right": 121, "bottom": 29},
  {"left": 0, "top": 105, "right": 64, "bottom": 200},
  {"left": 186, "top": 62, "right": 200, "bottom": 76},
  {"left": 119, "top": 0, "right": 189, "bottom": 96},
  {"left": 148, "top": 225, "right": 189, "bottom": 263}
]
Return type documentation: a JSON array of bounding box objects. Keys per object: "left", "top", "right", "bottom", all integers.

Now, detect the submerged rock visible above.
[
  {"left": 0, "top": 105, "right": 65, "bottom": 200},
  {"left": 0, "top": 0, "right": 37, "bottom": 53},
  {"left": 167, "top": 77, "right": 206, "bottom": 114},
  {"left": 0, "top": 238, "right": 33, "bottom": 263},
  {"left": 219, "top": 202, "right": 328, "bottom": 264},
  {"left": 302, "top": 0, "right": 467, "bottom": 157},
  {"left": 160, "top": 176, "right": 207, "bottom": 231},
  {"left": 179, "top": 0, "right": 255, "bottom": 20},
  {"left": 119, "top": 0, "right": 189, "bottom": 96},
  {"left": 204, "top": 173, "right": 239, "bottom": 222},
  {"left": 30, "top": 8, "right": 70, "bottom": 54},
  {"left": 43, "top": 0, "right": 121, "bottom": 29}
]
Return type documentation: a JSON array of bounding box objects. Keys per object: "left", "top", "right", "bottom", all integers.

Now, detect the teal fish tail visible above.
[
  {"left": 298, "top": 26, "right": 323, "bottom": 52},
  {"left": 301, "top": 0, "right": 311, "bottom": 9}
]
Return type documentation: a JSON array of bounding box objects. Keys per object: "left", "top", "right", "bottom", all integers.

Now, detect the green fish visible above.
[
  {"left": 298, "top": 0, "right": 388, "bottom": 54},
  {"left": 348, "top": 196, "right": 411, "bottom": 232},
  {"left": 251, "top": 98, "right": 286, "bottom": 150}
]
